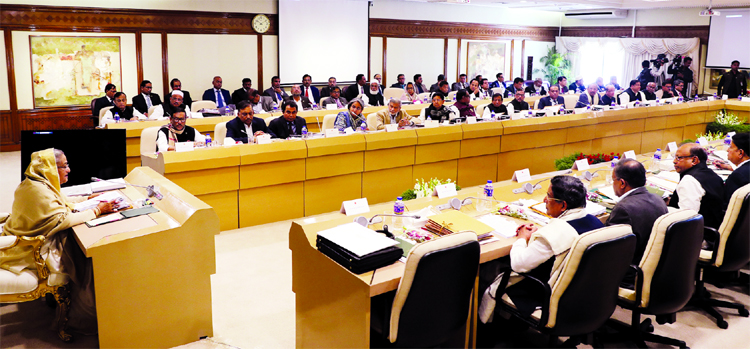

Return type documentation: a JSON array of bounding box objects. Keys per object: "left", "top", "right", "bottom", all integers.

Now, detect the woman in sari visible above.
[
  {"left": 334, "top": 98, "right": 367, "bottom": 131},
  {"left": 400, "top": 82, "right": 418, "bottom": 102}
]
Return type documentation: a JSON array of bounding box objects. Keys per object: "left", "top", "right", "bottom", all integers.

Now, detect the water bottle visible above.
[
  {"left": 651, "top": 148, "right": 661, "bottom": 172},
  {"left": 491, "top": 111, "right": 496, "bottom": 120},
  {"left": 634, "top": 100, "right": 640, "bottom": 107},
  {"left": 559, "top": 106, "right": 565, "bottom": 114},
  {"left": 611, "top": 100, "right": 616, "bottom": 107},
  {"left": 113, "top": 112, "right": 120, "bottom": 123},
  {"left": 424, "top": 96, "right": 429, "bottom": 104},
  {"left": 724, "top": 134, "right": 732, "bottom": 147},
  {"left": 694, "top": 95, "right": 699, "bottom": 102},
  {"left": 301, "top": 126, "right": 308, "bottom": 138},
  {"left": 713, "top": 92, "right": 718, "bottom": 99},
  {"left": 360, "top": 122, "right": 367, "bottom": 133},
  {"left": 611, "top": 156, "right": 619, "bottom": 169},
  {"left": 426, "top": 115, "right": 432, "bottom": 122},
  {"left": 478, "top": 180, "right": 494, "bottom": 212},
  {"left": 393, "top": 196, "right": 405, "bottom": 229},
  {"left": 205, "top": 134, "right": 212, "bottom": 147},
  {"left": 678, "top": 96, "right": 684, "bottom": 103},
  {"left": 453, "top": 95, "right": 457, "bottom": 102}
]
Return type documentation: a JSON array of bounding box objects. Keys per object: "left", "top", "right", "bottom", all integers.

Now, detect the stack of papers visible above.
[
  {"left": 647, "top": 173, "right": 679, "bottom": 193},
  {"left": 477, "top": 215, "right": 519, "bottom": 238},
  {"left": 73, "top": 191, "right": 131, "bottom": 213},
  {"left": 91, "top": 178, "right": 126, "bottom": 192},
  {"left": 61, "top": 183, "right": 93, "bottom": 197},
  {"left": 423, "top": 210, "right": 495, "bottom": 241},
  {"left": 317, "top": 222, "right": 398, "bottom": 257}
]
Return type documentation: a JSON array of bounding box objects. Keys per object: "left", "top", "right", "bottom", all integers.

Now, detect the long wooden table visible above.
[{"left": 124, "top": 99, "right": 746, "bottom": 231}]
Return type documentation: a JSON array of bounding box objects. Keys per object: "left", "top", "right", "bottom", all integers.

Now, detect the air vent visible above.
[{"left": 565, "top": 9, "right": 628, "bottom": 19}]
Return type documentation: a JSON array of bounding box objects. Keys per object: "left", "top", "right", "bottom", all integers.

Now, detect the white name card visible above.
[
  {"left": 175, "top": 141, "right": 194, "bottom": 152},
  {"left": 344, "top": 128, "right": 355, "bottom": 135},
  {"left": 340, "top": 198, "right": 370, "bottom": 216},
  {"left": 442, "top": 120, "right": 451, "bottom": 126},
  {"left": 574, "top": 108, "right": 588, "bottom": 114},
  {"left": 707, "top": 96, "right": 715, "bottom": 101},
  {"left": 512, "top": 168, "right": 531, "bottom": 183},
  {"left": 573, "top": 158, "right": 590, "bottom": 171},
  {"left": 722, "top": 94, "right": 729, "bottom": 100},
  {"left": 326, "top": 104, "right": 338, "bottom": 110},
  {"left": 667, "top": 142, "right": 678, "bottom": 153},
  {"left": 433, "top": 183, "right": 457, "bottom": 199},
  {"left": 511, "top": 112, "right": 524, "bottom": 120},
  {"left": 325, "top": 129, "right": 340, "bottom": 138},
  {"left": 424, "top": 120, "right": 439, "bottom": 128},
  {"left": 223, "top": 137, "right": 236, "bottom": 146},
  {"left": 697, "top": 137, "right": 708, "bottom": 146},
  {"left": 466, "top": 116, "right": 477, "bottom": 124},
  {"left": 255, "top": 134, "right": 272, "bottom": 144},
  {"left": 385, "top": 124, "right": 398, "bottom": 132},
  {"left": 623, "top": 150, "right": 637, "bottom": 160}
]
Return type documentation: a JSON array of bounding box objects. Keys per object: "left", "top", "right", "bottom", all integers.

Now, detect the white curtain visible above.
[{"left": 556, "top": 37, "right": 700, "bottom": 92}]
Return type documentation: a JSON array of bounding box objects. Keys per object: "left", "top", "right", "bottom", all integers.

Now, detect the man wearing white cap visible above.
[
  {"left": 149, "top": 90, "right": 196, "bottom": 120},
  {"left": 524, "top": 77, "right": 547, "bottom": 96},
  {"left": 569, "top": 76, "right": 586, "bottom": 93}
]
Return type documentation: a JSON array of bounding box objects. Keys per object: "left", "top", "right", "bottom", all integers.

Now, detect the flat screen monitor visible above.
[{"left": 21, "top": 130, "right": 127, "bottom": 187}]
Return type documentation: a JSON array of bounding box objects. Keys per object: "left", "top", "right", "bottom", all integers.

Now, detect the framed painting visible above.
[
  {"left": 466, "top": 40, "right": 510, "bottom": 82},
  {"left": 30, "top": 36, "right": 122, "bottom": 108}
]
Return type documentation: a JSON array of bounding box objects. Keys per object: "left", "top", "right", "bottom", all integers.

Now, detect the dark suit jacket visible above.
[
  {"left": 343, "top": 84, "right": 364, "bottom": 102},
  {"left": 606, "top": 186, "right": 668, "bottom": 263},
  {"left": 283, "top": 96, "right": 313, "bottom": 110},
  {"left": 724, "top": 161, "right": 750, "bottom": 209},
  {"left": 268, "top": 116, "right": 308, "bottom": 139},
  {"left": 132, "top": 93, "right": 162, "bottom": 114},
  {"left": 168, "top": 90, "right": 193, "bottom": 108},
  {"left": 225, "top": 116, "right": 275, "bottom": 144},
  {"left": 301, "top": 85, "right": 320, "bottom": 104},
  {"left": 429, "top": 83, "right": 440, "bottom": 93},
  {"left": 537, "top": 96, "right": 566, "bottom": 109},
  {"left": 390, "top": 83, "right": 405, "bottom": 89},
  {"left": 92, "top": 96, "right": 113, "bottom": 116},
  {"left": 452, "top": 82, "right": 468, "bottom": 91},
  {"left": 202, "top": 88, "right": 232, "bottom": 106},
  {"left": 320, "top": 86, "right": 333, "bottom": 98},
  {"left": 504, "top": 85, "right": 520, "bottom": 98},
  {"left": 253, "top": 96, "right": 275, "bottom": 112},
  {"left": 231, "top": 88, "right": 255, "bottom": 105},
  {"left": 263, "top": 88, "right": 289, "bottom": 103},
  {"left": 524, "top": 85, "right": 547, "bottom": 96}
]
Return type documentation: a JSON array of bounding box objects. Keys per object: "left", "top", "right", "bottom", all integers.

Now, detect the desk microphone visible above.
[
  {"left": 581, "top": 169, "right": 608, "bottom": 182},
  {"left": 353, "top": 214, "right": 422, "bottom": 227},
  {"left": 460, "top": 196, "right": 505, "bottom": 206},
  {"left": 91, "top": 177, "right": 164, "bottom": 200},
  {"left": 315, "top": 115, "right": 322, "bottom": 133},
  {"left": 512, "top": 176, "right": 552, "bottom": 195}
]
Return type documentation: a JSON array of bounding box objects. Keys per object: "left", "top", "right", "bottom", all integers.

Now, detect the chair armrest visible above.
[
  {"left": 630, "top": 264, "right": 644, "bottom": 307},
  {"left": 0, "top": 235, "right": 49, "bottom": 280},
  {"left": 517, "top": 272, "right": 552, "bottom": 327},
  {"left": 703, "top": 226, "right": 721, "bottom": 265}
]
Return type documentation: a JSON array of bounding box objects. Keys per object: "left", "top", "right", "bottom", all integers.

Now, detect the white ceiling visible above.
[{"left": 407, "top": 0, "right": 750, "bottom": 12}]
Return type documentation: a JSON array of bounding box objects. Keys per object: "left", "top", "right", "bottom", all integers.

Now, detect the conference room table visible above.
[{"left": 288, "top": 142, "right": 709, "bottom": 348}]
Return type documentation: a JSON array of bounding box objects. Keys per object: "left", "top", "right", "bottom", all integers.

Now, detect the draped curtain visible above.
[{"left": 556, "top": 37, "right": 700, "bottom": 93}]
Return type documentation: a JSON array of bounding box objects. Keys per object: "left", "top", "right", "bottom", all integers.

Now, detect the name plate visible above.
[
  {"left": 326, "top": 104, "right": 338, "bottom": 110},
  {"left": 223, "top": 137, "right": 236, "bottom": 146},
  {"left": 175, "top": 141, "right": 194, "bottom": 152},
  {"left": 623, "top": 150, "right": 637, "bottom": 160},
  {"left": 667, "top": 141, "right": 678, "bottom": 153},
  {"left": 574, "top": 108, "right": 588, "bottom": 114},
  {"left": 512, "top": 168, "right": 531, "bottom": 183},
  {"left": 424, "top": 120, "right": 439, "bottom": 128},
  {"left": 722, "top": 94, "right": 729, "bottom": 100},
  {"left": 340, "top": 198, "right": 370, "bottom": 216},
  {"left": 255, "top": 134, "right": 272, "bottom": 144},
  {"left": 325, "top": 129, "right": 340, "bottom": 138},
  {"left": 697, "top": 137, "right": 708, "bottom": 146},
  {"left": 441, "top": 120, "right": 451, "bottom": 126},
  {"left": 466, "top": 116, "right": 477, "bottom": 124},
  {"left": 433, "top": 183, "right": 457, "bottom": 199},
  {"left": 344, "top": 128, "right": 356, "bottom": 135},
  {"left": 707, "top": 96, "right": 715, "bottom": 101},
  {"left": 385, "top": 124, "right": 398, "bottom": 132},
  {"left": 573, "top": 158, "right": 590, "bottom": 171}
]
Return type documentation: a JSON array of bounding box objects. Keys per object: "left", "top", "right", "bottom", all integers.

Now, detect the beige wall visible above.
[
  {"left": 446, "top": 39, "right": 458, "bottom": 82},
  {"left": 262, "top": 35, "right": 278, "bottom": 91},
  {"left": 142, "top": 33, "right": 164, "bottom": 97},
  {"left": 385, "top": 38, "right": 443, "bottom": 89},
  {"left": 370, "top": 37, "right": 383, "bottom": 82},
  {"left": 0, "top": 30, "right": 10, "bottom": 110}
]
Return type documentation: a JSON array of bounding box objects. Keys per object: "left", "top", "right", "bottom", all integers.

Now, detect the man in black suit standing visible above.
[
  {"left": 231, "top": 78, "right": 255, "bottom": 105},
  {"left": 718, "top": 132, "right": 750, "bottom": 208},
  {"left": 390, "top": 74, "right": 406, "bottom": 89},
  {"left": 606, "top": 159, "right": 669, "bottom": 264},
  {"left": 263, "top": 76, "right": 289, "bottom": 104},
  {"left": 92, "top": 83, "right": 116, "bottom": 117},
  {"left": 269, "top": 99, "right": 307, "bottom": 139},
  {"left": 225, "top": 100, "right": 275, "bottom": 144},
  {"left": 168, "top": 78, "right": 192, "bottom": 108},
  {"left": 344, "top": 74, "right": 367, "bottom": 102},
  {"left": 202, "top": 76, "right": 231, "bottom": 108},
  {"left": 320, "top": 77, "right": 337, "bottom": 98},
  {"left": 132, "top": 80, "right": 162, "bottom": 116},
  {"left": 301, "top": 74, "right": 320, "bottom": 104}
]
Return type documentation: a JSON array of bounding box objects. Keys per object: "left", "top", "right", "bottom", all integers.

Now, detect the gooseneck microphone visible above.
[{"left": 91, "top": 177, "right": 164, "bottom": 200}]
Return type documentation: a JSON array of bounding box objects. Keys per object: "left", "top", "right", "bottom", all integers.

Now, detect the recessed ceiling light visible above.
[{"left": 726, "top": 15, "right": 743, "bottom": 18}]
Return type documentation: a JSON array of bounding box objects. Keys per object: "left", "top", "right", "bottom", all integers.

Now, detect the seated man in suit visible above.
[
  {"left": 643, "top": 82, "right": 657, "bottom": 101},
  {"left": 301, "top": 74, "right": 320, "bottom": 104},
  {"left": 568, "top": 76, "right": 586, "bottom": 93},
  {"left": 575, "top": 83, "right": 601, "bottom": 108},
  {"left": 202, "top": 76, "right": 231, "bottom": 108},
  {"left": 390, "top": 74, "right": 406, "bottom": 89},
  {"left": 671, "top": 143, "right": 725, "bottom": 229},
  {"left": 156, "top": 109, "right": 205, "bottom": 152},
  {"left": 504, "top": 77, "right": 524, "bottom": 98},
  {"left": 320, "top": 77, "right": 337, "bottom": 98},
  {"left": 101, "top": 92, "right": 147, "bottom": 125},
  {"left": 429, "top": 74, "right": 445, "bottom": 93},
  {"left": 344, "top": 74, "right": 367, "bottom": 102},
  {"left": 537, "top": 85, "right": 566, "bottom": 109},
  {"left": 413, "top": 74, "right": 428, "bottom": 94},
  {"left": 372, "top": 98, "right": 419, "bottom": 130},
  {"left": 431, "top": 81, "right": 451, "bottom": 98},
  {"left": 452, "top": 74, "right": 469, "bottom": 91},
  {"left": 600, "top": 84, "right": 617, "bottom": 106},
  {"left": 607, "top": 159, "right": 669, "bottom": 265},
  {"left": 169, "top": 78, "right": 192, "bottom": 108},
  {"left": 231, "top": 78, "right": 255, "bottom": 106},
  {"left": 269, "top": 100, "right": 307, "bottom": 139},
  {"left": 655, "top": 81, "right": 674, "bottom": 99},
  {"left": 467, "top": 79, "right": 482, "bottom": 100},
  {"left": 320, "top": 86, "right": 347, "bottom": 109},
  {"left": 717, "top": 133, "right": 750, "bottom": 209},
  {"left": 150, "top": 90, "right": 193, "bottom": 119},
  {"left": 618, "top": 79, "right": 645, "bottom": 105},
  {"left": 92, "top": 83, "right": 116, "bottom": 117},
  {"left": 248, "top": 90, "right": 273, "bottom": 114},
  {"left": 554, "top": 76, "right": 569, "bottom": 94},
  {"left": 132, "top": 80, "right": 162, "bottom": 116},
  {"left": 524, "top": 78, "right": 547, "bottom": 96},
  {"left": 673, "top": 79, "right": 686, "bottom": 98},
  {"left": 263, "top": 76, "right": 289, "bottom": 104},
  {"left": 610, "top": 76, "right": 621, "bottom": 90},
  {"left": 509, "top": 89, "right": 529, "bottom": 112},
  {"left": 226, "top": 100, "right": 274, "bottom": 144},
  {"left": 489, "top": 73, "right": 506, "bottom": 89},
  {"left": 283, "top": 85, "right": 313, "bottom": 111}
]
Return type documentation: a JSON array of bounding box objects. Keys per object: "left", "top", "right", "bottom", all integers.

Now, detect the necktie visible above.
[
  {"left": 276, "top": 92, "right": 281, "bottom": 102},
  {"left": 145, "top": 94, "right": 152, "bottom": 108},
  {"left": 336, "top": 98, "right": 342, "bottom": 108},
  {"left": 288, "top": 121, "right": 295, "bottom": 135},
  {"left": 216, "top": 90, "right": 224, "bottom": 108},
  {"left": 305, "top": 88, "right": 309, "bottom": 98}
]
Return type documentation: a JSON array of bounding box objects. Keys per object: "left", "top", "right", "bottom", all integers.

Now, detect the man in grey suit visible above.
[
  {"left": 249, "top": 90, "right": 274, "bottom": 113},
  {"left": 320, "top": 86, "right": 347, "bottom": 109},
  {"left": 263, "top": 76, "right": 289, "bottom": 104},
  {"left": 606, "top": 158, "right": 668, "bottom": 265}
]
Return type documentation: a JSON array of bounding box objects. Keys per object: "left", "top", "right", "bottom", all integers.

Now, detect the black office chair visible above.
[
  {"left": 371, "top": 231, "right": 480, "bottom": 348},
  {"left": 690, "top": 184, "right": 750, "bottom": 329},
  {"left": 494, "top": 225, "right": 636, "bottom": 347},
  {"left": 605, "top": 209, "right": 704, "bottom": 349}
]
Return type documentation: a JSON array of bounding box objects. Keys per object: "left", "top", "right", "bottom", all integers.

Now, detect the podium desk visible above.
[{"left": 72, "top": 167, "right": 220, "bottom": 348}]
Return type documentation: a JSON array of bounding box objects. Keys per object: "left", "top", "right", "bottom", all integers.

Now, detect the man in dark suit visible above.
[
  {"left": 226, "top": 100, "right": 275, "bottom": 144},
  {"left": 283, "top": 85, "right": 313, "bottom": 111},
  {"left": 132, "top": 80, "right": 162, "bottom": 115},
  {"left": 231, "top": 78, "right": 255, "bottom": 105},
  {"left": 202, "top": 76, "right": 232, "bottom": 107},
  {"left": 263, "top": 76, "right": 289, "bottom": 104},
  {"left": 269, "top": 99, "right": 308, "bottom": 139},
  {"left": 168, "top": 78, "right": 192, "bottom": 108},
  {"left": 719, "top": 132, "right": 750, "bottom": 209},
  {"left": 344, "top": 74, "right": 367, "bottom": 102},
  {"left": 606, "top": 159, "right": 669, "bottom": 264},
  {"left": 413, "top": 74, "right": 428, "bottom": 94},
  {"left": 537, "top": 85, "right": 566, "bottom": 109},
  {"left": 452, "top": 74, "right": 468, "bottom": 91},
  {"left": 320, "top": 77, "right": 337, "bottom": 98},
  {"left": 429, "top": 74, "right": 445, "bottom": 93},
  {"left": 92, "top": 83, "right": 116, "bottom": 117},
  {"left": 390, "top": 74, "right": 406, "bottom": 89},
  {"left": 301, "top": 74, "right": 320, "bottom": 104},
  {"left": 320, "top": 86, "right": 347, "bottom": 109},
  {"left": 524, "top": 78, "right": 547, "bottom": 96},
  {"left": 504, "top": 77, "right": 524, "bottom": 98}
]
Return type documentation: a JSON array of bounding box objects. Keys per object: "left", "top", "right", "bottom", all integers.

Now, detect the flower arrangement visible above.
[
  {"left": 495, "top": 204, "right": 528, "bottom": 220},
  {"left": 401, "top": 178, "right": 461, "bottom": 201},
  {"left": 695, "top": 131, "right": 726, "bottom": 142},
  {"left": 715, "top": 110, "right": 745, "bottom": 126},
  {"left": 586, "top": 191, "right": 602, "bottom": 203},
  {"left": 400, "top": 229, "right": 434, "bottom": 243},
  {"left": 706, "top": 109, "right": 750, "bottom": 135},
  {"left": 555, "top": 152, "right": 621, "bottom": 170}
]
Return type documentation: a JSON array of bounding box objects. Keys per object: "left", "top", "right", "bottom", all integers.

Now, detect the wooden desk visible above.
[{"left": 72, "top": 167, "right": 220, "bottom": 348}]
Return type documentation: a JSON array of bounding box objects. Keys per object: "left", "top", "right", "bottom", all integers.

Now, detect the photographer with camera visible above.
[
  {"left": 650, "top": 54, "right": 669, "bottom": 88},
  {"left": 638, "top": 60, "right": 655, "bottom": 88},
  {"left": 669, "top": 55, "right": 693, "bottom": 94}
]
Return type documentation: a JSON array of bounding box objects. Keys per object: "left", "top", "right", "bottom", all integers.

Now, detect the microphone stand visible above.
[{"left": 92, "top": 177, "right": 164, "bottom": 200}]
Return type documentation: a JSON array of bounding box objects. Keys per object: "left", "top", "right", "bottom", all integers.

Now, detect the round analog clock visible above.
[{"left": 252, "top": 14, "right": 270, "bottom": 34}]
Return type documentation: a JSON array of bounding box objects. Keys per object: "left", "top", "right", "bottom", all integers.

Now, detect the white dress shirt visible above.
[
  {"left": 674, "top": 174, "right": 706, "bottom": 212},
  {"left": 101, "top": 108, "right": 147, "bottom": 125},
  {"left": 509, "top": 208, "right": 587, "bottom": 273},
  {"left": 149, "top": 104, "right": 194, "bottom": 120},
  {"left": 156, "top": 129, "right": 206, "bottom": 153}
]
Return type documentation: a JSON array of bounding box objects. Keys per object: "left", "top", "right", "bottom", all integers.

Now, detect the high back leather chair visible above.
[
  {"left": 140, "top": 126, "right": 162, "bottom": 154},
  {"left": 609, "top": 209, "right": 703, "bottom": 348},
  {"left": 99, "top": 106, "right": 114, "bottom": 119},
  {"left": 191, "top": 100, "right": 217, "bottom": 112},
  {"left": 446, "top": 91, "right": 457, "bottom": 101},
  {"left": 690, "top": 184, "right": 750, "bottom": 328},
  {"left": 496, "top": 225, "right": 636, "bottom": 347},
  {"left": 321, "top": 114, "right": 338, "bottom": 131},
  {"left": 213, "top": 121, "right": 228, "bottom": 145},
  {"left": 476, "top": 103, "right": 489, "bottom": 117},
  {"left": 383, "top": 87, "right": 403, "bottom": 101},
  {"left": 415, "top": 92, "right": 430, "bottom": 102},
  {"left": 371, "top": 232, "right": 480, "bottom": 348}
]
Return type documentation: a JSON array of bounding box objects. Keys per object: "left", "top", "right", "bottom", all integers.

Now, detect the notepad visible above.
[
  {"left": 477, "top": 214, "right": 519, "bottom": 238},
  {"left": 91, "top": 178, "right": 127, "bottom": 192},
  {"left": 317, "top": 222, "right": 398, "bottom": 257}
]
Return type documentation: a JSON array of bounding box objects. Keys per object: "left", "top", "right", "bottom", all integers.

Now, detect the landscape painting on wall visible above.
[
  {"left": 467, "top": 41, "right": 507, "bottom": 82},
  {"left": 30, "top": 36, "right": 122, "bottom": 108}
]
